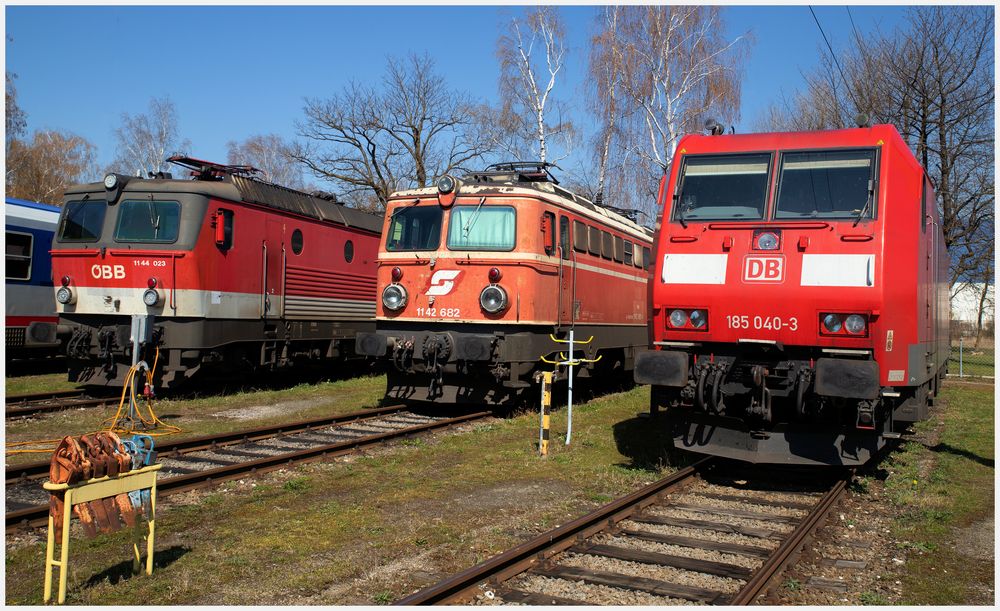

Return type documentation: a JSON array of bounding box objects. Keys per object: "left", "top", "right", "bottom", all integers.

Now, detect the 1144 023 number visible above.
[{"left": 726, "top": 315, "right": 798, "bottom": 331}]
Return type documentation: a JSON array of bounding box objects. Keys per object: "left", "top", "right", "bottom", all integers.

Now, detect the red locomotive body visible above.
[
  {"left": 635, "top": 125, "right": 949, "bottom": 465},
  {"left": 53, "top": 158, "right": 381, "bottom": 389},
  {"left": 356, "top": 163, "right": 653, "bottom": 405}
]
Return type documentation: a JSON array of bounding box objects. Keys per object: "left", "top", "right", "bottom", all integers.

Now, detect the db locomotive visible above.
[
  {"left": 356, "top": 162, "right": 654, "bottom": 406},
  {"left": 52, "top": 157, "right": 382, "bottom": 389},
  {"left": 635, "top": 124, "right": 949, "bottom": 465},
  {"left": 6, "top": 197, "right": 65, "bottom": 357}
]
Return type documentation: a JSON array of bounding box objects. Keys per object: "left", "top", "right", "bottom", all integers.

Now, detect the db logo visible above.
[
  {"left": 743, "top": 256, "right": 784, "bottom": 283},
  {"left": 91, "top": 264, "right": 126, "bottom": 280},
  {"left": 426, "top": 270, "right": 463, "bottom": 296}
]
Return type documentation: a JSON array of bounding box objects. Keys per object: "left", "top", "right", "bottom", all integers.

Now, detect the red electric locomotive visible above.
[
  {"left": 356, "top": 162, "right": 654, "bottom": 406},
  {"left": 635, "top": 124, "right": 949, "bottom": 465},
  {"left": 53, "top": 157, "right": 382, "bottom": 389}
]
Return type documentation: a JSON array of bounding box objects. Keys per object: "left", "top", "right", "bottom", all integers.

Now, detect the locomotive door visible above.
[{"left": 261, "top": 219, "right": 285, "bottom": 319}]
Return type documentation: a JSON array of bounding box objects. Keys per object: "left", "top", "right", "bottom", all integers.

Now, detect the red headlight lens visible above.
[
  {"left": 391, "top": 267, "right": 403, "bottom": 282},
  {"left": 61, "top": 275, "right": 71, "bottom": 287},
  {"left": 147, "top": 277, "right": 158, "bottom": 289},
  {"left": 488, "top": 267, "right": 502, "bottom": 283}
]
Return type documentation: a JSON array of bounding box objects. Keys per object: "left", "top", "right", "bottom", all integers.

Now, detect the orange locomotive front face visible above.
[
  {"left": 356, "top": 167, "right": 653, "bottom": 405},
  {"left": 635, "top": 124, "right": 949, "bottom": 465}
]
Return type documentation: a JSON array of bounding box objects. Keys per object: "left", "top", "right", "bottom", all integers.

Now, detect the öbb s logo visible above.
[
  {"left": 425, "top": 270, "right": 463, "bottom": 296},
  {"left": 91, "top": 264, "right": 126, "bottom": 280},
  {"left": 743, "top": 256, "right": 784, "bottom": 283}
]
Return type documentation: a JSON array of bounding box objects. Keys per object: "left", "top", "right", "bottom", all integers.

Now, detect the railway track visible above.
[
  {"left": 6, "top": 405, "right": 492, "bottom": 532},
  {"left": 397, "top": 459, "right": 851, "bottom": 605},
  {"left": 5, "top": 390, "right": 118, "bottom": 419}
]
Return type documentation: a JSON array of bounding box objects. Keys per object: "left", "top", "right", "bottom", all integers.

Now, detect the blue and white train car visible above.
[{"left": 5, "top": 197, "right": 64, "bottom": 356}]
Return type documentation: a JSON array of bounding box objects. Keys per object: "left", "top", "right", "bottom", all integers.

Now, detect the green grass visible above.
[
  {"left": 881, "top": 383, "right": 994, "bottom": 604},
  {"left": 4, "top": 385, "right": 679, "bottom": 604},
  {"left": 5, "top": 372, "right": 80, "bottom": 396}
]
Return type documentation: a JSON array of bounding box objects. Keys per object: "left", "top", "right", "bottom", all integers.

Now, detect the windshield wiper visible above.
[
  {"left": 146, "top": 197, "right": 161, "bottom": 238},
  {"left": 463, "top": 196, "right": 486, "bottom": 237},
  {"left": 389, "top": 198, "right": 422, "bottom": 219},
  {"left": 852, "top": 179, "right": 874, "bottom": 227}
]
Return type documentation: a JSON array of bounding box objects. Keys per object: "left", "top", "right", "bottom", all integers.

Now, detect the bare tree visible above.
[
  {"left": 111, "top": 96, "right": 191, "bottom": 177},
  {"left": 6, "top": 71, "right": 27, "bottom": 151},
  {"left": 292, "top": 53, "right": 486, "bottom": 211},
  {"left": 586, "top": 6, "right": 748, "bottom": 219},
  {"left": 227, "top": 134, "right": 304, "bottom": 189},
  {"left": 6, "top": 130, "right": 97, "bottom": 205},
  {"left": 495, "top": 6, "right": 576, "bottom": 163}
]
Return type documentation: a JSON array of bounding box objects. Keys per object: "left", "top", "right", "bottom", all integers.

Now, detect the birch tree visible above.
[
  {"left": 111, "top": 96, "right": 191, "bottom": 177},
  {"left": 227, "top": 134, "right": 305, "bottom": 189},
  {"left": 6, "top": 130, "right": 97, "bottom": 205},
  {"left": 494, "top": 6, "right": 575, "bottom": 163}
]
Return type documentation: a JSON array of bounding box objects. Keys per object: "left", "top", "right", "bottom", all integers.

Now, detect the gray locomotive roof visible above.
[{"left": 64, "top": 176, "right": 383, "bottom": 234}]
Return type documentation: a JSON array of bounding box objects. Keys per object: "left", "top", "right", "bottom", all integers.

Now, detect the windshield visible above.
[
  {"left": 59, "top": 200, "right": 107, "bottom": 242},
  {"left": 385, "top": 205, "right": 443, "bottom": 251},
  {"left": 447, "top": 205, "right": 516, "bottom": 251},
  {"left": 775, "top": 150, "right": 877, "bottom": 219},
  {"left": 673, "top": 153, "right": 770, "bottom": 221},
  {"left": 114, "top": 200, "right": 181, "bottom": 243}
]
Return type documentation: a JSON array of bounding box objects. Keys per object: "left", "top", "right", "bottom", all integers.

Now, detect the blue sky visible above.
[{"left": 5, "top": 4, "right": 913, "bottom": 179}]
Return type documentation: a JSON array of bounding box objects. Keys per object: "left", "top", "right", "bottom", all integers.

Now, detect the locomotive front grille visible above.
[{"left": 6, "top": 327, "right": 26, "bottom": 348}]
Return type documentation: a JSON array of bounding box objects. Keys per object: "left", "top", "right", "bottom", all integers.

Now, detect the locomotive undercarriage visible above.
[
  {"left": 358, "top": 323, "right": 645, "bottom": 406},
  {"left": 61, "top": 314, "right": 373, "bottom": 390},
  {"left": 639, "top": 344, "right": 941, "bottom": 465}
]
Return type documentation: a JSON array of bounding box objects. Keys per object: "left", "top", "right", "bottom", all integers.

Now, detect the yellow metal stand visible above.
[{"left": 42, "top": 463, "right": 162, "bottom": 604}]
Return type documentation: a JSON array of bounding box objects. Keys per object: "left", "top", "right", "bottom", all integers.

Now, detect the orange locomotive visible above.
[
  {"left": 356, "top": 162, "right": 654, "bottom": 405},
  {"left": 635, "top": 123, "right": 950, "bottom": 465}
]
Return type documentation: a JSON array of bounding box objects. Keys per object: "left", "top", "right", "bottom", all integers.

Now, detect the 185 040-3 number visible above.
[{"left": 726, "top": 314, "right": 798, "bottom": 331}]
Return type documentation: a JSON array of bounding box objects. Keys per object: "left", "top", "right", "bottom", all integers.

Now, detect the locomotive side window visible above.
[
  {"left": 674, "top": 153, "right": 770, "bottom": 222},
  {"left": 623, "top": 240, "right": 634, "bottom": 266},
  {"left": 588, "top": 226, "right": 601, "bottom": 255},
  {"left": 642, "top": 246, "right": 652, "bottom": 271},
  {"left": 59, "top": 200, "right": 106, "bottom": 242},
  {"left": 344, "top": 239, "right": 354, "bottom": 262},
  {"left": 774, "top": 149, "right": 877, "bottom": 220},
  {"left": 5, "top": 231, "right": 32, "bottom": 280},
  {"left": 613, "top": 236, "right": 624, "bottom": 263},
  {"left": 601, "top": 231, "right": 613, "bottom": 260},
  {"left": 447, "top": 205, "right": 515, "bottom": 251},
  {"left": 573, "top": 220, "right": 587, "bottom": 252},
  {"left": 559, "top": 216, "right": 570, "bottom": 259},
  {"left": 386, "top": 206, "right": 442, "bottom": 251},
  {"left": 291, "top": 229, "right": 304, "bottom": 255},
  {"left": 114, "top": 200, "right": 180, "bottom": 243},
  {"left": 541, "top": 211, "right": 556, "bottom": 256}
]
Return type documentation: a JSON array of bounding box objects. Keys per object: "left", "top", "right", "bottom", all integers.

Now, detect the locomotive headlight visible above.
[
  {"left": 437, "top": 174, "right": 456, "bottom": 194},
  {"left": 844, "top": 314, "right": 867, "bottom": 334},
  {"left": 822, "top": 313, "right": 843, "bottom": 333},
  {"left": 755, "top": 231, "right": 780, "bottom": 250},
  {"left": 142, "top": 288, "right": 161, "bottom": 307},
  {"left": 669, "top": 309, "right": 688, "bottom": 328},
  {"left": 56, "top": 286, "right": 75, "bottom": 305},
  {"left": 382, "top": 284, "right": 407, "bottom": 311},
  {"left": 479, "top": 285, "right": 508, "bottom": 314},
  {"left": 689, "top": 309, "right": 707, "bottom": 328}
]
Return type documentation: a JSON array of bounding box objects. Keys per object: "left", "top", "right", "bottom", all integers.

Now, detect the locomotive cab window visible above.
[
  {"left": 559, "top": 216, "right": 570, "bottom": 259},
  {"left": 5, "top": 231, "right": 32, "bottom": 280},
  {"left": 114, "top": 200, "right": 181, "bottom": 243},
  {"left": 386, "top": 205, "right": 442, "bottom": 251},
  {"left": 673, "top": 153, "right": 770, "bottom": 222},
  {"left": 774, "top": 149, "right": 878, "bottom": 220},
  {"left": 59, "top": 200, "right": 107, "bottom": 242},
  {"left": 447, "top": 205, "right": 515, "bottom": 251}
]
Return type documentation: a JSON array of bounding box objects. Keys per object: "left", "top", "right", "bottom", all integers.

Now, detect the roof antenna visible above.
[{"left": 704, "top": 118, "right": 725, "bottom": 136}]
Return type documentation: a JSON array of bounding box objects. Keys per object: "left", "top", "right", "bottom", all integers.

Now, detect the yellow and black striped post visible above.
[{"left": 539, "top": 371, "right": 553, "bottom": 456}]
